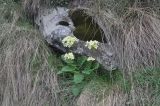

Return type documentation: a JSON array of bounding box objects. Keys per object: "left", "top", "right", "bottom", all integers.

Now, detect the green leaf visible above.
[
  {"left": 82, "top": 69, "right": 93, "bottom": 75},
  {"left": 92, "top": 62, "right": 100, "bottom": 70},
  {"left": 57, "top": 66, "right": 76, "bottom": 74},
  {"left": 57, "top": 71, "right": 63, "bottom": 74},
  {"left": 77, "top": 56, "right": 87, "bottom": 67},
  {"left": 72, "top": 86, "right": 81, "bottom": 96},
  {"left": 83, "top": 61, "right": 92, "bottom": 70},
  {"left": 73, "top": 74, "right": 84, "bottom": 84}
]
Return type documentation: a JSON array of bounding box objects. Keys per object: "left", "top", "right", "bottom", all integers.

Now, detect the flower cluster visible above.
[
  {"left": 87, "top": 57, "right": 95, "bottom": 61},
  {"left": 85, "top": 40, "right": 99, "bottom": 50},
  {"left": 62, "top": 36, "right": 78, "bottom": 48},
  {"left": 64, "top": 52, "right": 75, "bottom": 60}
]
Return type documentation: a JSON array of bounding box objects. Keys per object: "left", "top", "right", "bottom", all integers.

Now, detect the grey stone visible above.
[{"left": 36, "top": 7, "right": 117, "bottom": 70}]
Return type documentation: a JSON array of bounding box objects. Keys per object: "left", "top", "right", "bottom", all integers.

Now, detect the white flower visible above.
[
  {"left": 62, "top": 36, "right": 78, "bottom": 48},
  {"left": 87, "top": 57, "right": 95, "bottom": 61},
  {"left": 85, "top": 40, "right": 99, "bottom": 50},
  {"left": 64, "top": 52, "right": 75, "bottom": 60}
]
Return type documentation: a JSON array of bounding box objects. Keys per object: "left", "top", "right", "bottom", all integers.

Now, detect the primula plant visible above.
[
  {"left": 58, "top": 54, "right": 100, "bottom": 96},
  {"left": 85, "top": 40, "right": 99, "bottom": 49},
  {"left": 60, "top": 36, "right": 100, "bottom": 96},
  {"left": 62, "top": 36, "right": 78, "bottom": 48}
]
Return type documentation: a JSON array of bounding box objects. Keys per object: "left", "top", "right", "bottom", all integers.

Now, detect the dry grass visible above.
[
  {"left": 70, "top": 1, "right": 160, "bottom": 71},
  {"left": 0, "top": 16, "right": 61, "bottom": 106},
  {"left": 1, "top": 0, "right": 160, "bottom": 106},
  {"left": 74, "top": 1, "right": 160, "bottom": 106},
  {"left": 83, "top": 1, "right": 160, "bottom": 71},
  {"left": 77, "top": 79, "right": 129, "bottom": 106},
  {"left": 0, "top": 1, "right": 76, "bottom": 106},
  {"left": 120, "top": 9, "right": 160, "bottom": 71}
]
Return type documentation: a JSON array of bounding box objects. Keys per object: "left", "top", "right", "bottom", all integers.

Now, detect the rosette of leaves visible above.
[{"left": 58, "top": 55, "right": 100, "bottom": 96}]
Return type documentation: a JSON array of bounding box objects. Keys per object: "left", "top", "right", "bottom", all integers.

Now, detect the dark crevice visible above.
[
  {"left": 58, "top": 21, "right": 70, "bottom": 26},
  {"left": 69, "top": 10, "right": 107, "bottom": 43}
]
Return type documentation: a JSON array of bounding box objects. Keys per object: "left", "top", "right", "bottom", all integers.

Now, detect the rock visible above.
[{"left": 36, "top": 7, "right": 117, "bottom": 70}]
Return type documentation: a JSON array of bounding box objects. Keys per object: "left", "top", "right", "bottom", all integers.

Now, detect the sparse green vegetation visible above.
[{"left": 58, "top": 55, "right": 100, "bottom": 96}]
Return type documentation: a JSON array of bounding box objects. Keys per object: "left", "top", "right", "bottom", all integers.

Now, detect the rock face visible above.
[
  {"left": 36, "top": 7, "right": 75, "bottom": 52},
  {"left": 36, "top": 7, "right": 117, "bottom": 70}
]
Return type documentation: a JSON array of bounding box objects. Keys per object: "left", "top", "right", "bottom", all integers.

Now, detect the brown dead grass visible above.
[
  {"left": 86, "top": 6, "right": 160, "bottom": 71},
  {"left": 119, "top": 8, "right": 160, "bottom": 71},
  {"left": 2, "top": 0, "right": 160, "bottom": 106},
  {"left": 0, "top": 20, "right": 61, "bottom": 106},
  {"left": 75, "top": 3, "right": 160, "bottom": 106}
]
